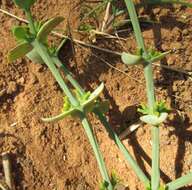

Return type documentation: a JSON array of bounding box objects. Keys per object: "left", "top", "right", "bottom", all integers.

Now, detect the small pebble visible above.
[
  {"left": 17, "top": 77, "right": 25, "bottom": 85},
  {"left": 0, "top": 89, "right": 6, "bottom": 97},
  {"left": 182, "top": 29, "right": 189, "bottom": 36},
  {"left": 6, "top": 81, "right": 17, "bottom": 94},
  {"left": 29, "top": 74, "right": 38, "bottom": 85}
]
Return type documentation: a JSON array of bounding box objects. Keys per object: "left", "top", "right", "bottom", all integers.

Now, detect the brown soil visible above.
[{"left": 0, "top": 0, "right": 192, "bottom": 190}]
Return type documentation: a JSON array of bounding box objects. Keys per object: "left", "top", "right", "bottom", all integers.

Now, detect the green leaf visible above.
[
  {"left": 138, "top": 104, "right": 151, "bottom": 115},
  {"left": 37, "top": 17, "right": 64, "bottom": 42},
  {"left": 111, "top": 170, "right": 121, "bottom": 187},
  {"left": 62, "top": 96, "right": 71, "bottom": 112},
  {"left": 13, "top": 0, "right": 36, "bottom": 10},
  {"left": 140, "top": 112, "right": 168, "bottom": 126},
  {"left": 34, "top": 21, "right": 43, "bottom": 32},
  {"left": 121, "top": 52, "right": 143, "bottom": 65},
  {"left": 149, "top": 51, "right": 171, "bottom": 63},
  {"left": 82, "top": 83, "right": 104, "bottom": 109},
  {"left": 99, "top": 181, "right": 108, "bottom": 190},
  {"left": 12, "top": 26, "right": 29, "bottom": 41},
  {"left": 8, "top": 42, "right": 33, "bottom": 62},
  {"left": 155, "top": 101, "right": 170, "bottom": 114},
  {"left": 41, "top": 108, "right": 78, "bottom": 122}
]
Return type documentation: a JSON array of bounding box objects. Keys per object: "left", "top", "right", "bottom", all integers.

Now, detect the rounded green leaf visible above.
[
  {"left": 13, "top": 0, "right": 36, "bottom": 10},
  {"left": 8, "top": 42, "right": 33, "bottom": 62},
  {"left": 37, "top": 17, "right": 64, "bottom": 42},
  {"left": 140, "top": 112, "right": 168, "bottom": 126},
  {"left": 82, "top": 83, "right": 104, "bottom": 109},
  {"left": 121, "top": 52, "right": 143, "bottom": 65},
  {"left": 12, "top": 26, "right": 28, "bottom": 41}
]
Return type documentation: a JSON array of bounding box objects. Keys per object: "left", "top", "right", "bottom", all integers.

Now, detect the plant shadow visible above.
[{"left": 57, "top": 2, "right": 192, "bottom": 189}]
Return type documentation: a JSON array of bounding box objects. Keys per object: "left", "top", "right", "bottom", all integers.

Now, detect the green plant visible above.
[
  {"left": 9, "top": 1, "right": 150, "bottom": 189},
  {"left": 9, "top": 1, "right": 154, "bottom": 189},
  {"left": 122, "top": 0, "right": 192, "bottom": 189},
  {"left": 9, "top": 1, "right": 113, "bottom": 189}
]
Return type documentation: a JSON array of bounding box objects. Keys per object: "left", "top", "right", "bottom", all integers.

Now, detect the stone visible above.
[{"left": 6, "top": 81, "right": 17, "bottom": 94}]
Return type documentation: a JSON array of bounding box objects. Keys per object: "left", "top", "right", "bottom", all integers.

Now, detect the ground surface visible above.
[{"left": 0, "top": 0, "right": 192, "bottom": 189}]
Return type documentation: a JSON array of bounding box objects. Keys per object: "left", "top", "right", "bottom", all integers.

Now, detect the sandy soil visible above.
[{"left": 0, "top": 0, "right": 192, "bottom": 189}]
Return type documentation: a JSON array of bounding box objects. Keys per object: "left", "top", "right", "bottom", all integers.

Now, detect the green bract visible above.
[
  {"left": 121, "top": 52, "right": 143, "bottom": 65},
  {"left": 41, "top": 83, "right": 106, "bottom": 122},
  {"left": 145, "top": 49, "right": 171, "bottom": 63},
  {"left": 138, "top": 101, "right": 169, "bottom": 116},
  {"left": 122, "top": 49, "right": 170, "bottom": 66},
  {"left": 13, "top": 0, "right": 36, "bottom": 10},
  {"left": 140, "top": 112, "right": 168, "bottom": 126}
]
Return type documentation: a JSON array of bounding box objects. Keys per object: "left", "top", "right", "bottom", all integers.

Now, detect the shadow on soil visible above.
[{"left": 57, "top": 3, "right": 192, "bottom": 189}]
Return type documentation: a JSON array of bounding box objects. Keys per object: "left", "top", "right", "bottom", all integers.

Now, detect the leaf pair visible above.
[
  {"left": 8, "top": 17, "right": 64, "bottom": 63},
  {"left": 42, "top": 83, "right": 109, "bottom": 122},
  {"left": 138, "top": 101, "right": 169, "bottom": 126},
  {"left": 121, "top": 50, "right": 170, "bottom": 66}
]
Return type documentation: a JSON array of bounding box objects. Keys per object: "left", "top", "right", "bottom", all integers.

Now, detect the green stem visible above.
[
  {"left": 151, "top": 127, "right": 160, "bottom": 190},
  {"left": 80, "top": 113, "right": 113, "bottom": 190},
  {"left": 94, "top": 109, "right": 150, "bottom": 188},
  {"left": 53, "top": 55, "right": 150, "bottom": 187},
  {"left": 52, "top": 57, "right": 85, "bottom": 96},
  {"left": 124, "top": 1, "right": 158, "bottom": 189},
  {"left": 166, "top": 172, "right": 192, "bottom": 190},
  {"left": 124, "top": 0, "right": 156, "bottom": 110},
  {"left": 25, "top": 10, "right": 37, "bottom": 35},
  {"left": 124, "top": 0, "right": 146, "bottom": 52},
  {"left": 144, "top": 64, "right": 156, "bottom": 111},
  {"left": 31, "top": 44, "right": 112, "bottom": 189},
  {"left": 32, "top": 40, "right": 79, "bottom": 107}
]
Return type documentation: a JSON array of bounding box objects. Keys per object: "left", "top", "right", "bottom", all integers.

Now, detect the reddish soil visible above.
[{"left": 0, "top": 0, "right": 192, "bottom": 190}]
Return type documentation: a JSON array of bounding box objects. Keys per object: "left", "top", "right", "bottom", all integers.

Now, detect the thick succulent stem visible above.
[
  {"left": 124, "top": 0, "right": 159, "bottom": 189},
  {"left": 151, "top": 127, "right": 160, "bottom": 190},
  {"left": 33, "top": 40, "right": 79, "bottom": 107},
  {"left": 166, "top": 172, "right": 192, "bottom": 190},
  {"left": 80, "top": 112, "right": 113, "bottom": 190},
  {"left": 52, "top": 57, "right": 85, "bottom": 96}
]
